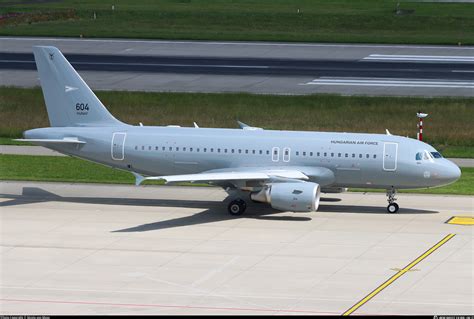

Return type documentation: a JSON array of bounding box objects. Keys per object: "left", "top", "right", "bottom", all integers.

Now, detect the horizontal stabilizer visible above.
[{"left": 14, "top": 138, "right": 86, "bottom": 144}]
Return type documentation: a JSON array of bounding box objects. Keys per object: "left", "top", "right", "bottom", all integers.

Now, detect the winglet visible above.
[
  {"left": 237, "top": 120, "right": 249, "bottom": 129},
  {"left": 131, "top": 172, "right": 145, "bottom": 186},
  {"left": 385, "top": 129, "right": 392, "bottom": 135},
  {"left": 237, "top": 120, "right": 263, "bottom": 130},
  {"left": 193, "top": 122, "right": 199, "bottom": 128}
]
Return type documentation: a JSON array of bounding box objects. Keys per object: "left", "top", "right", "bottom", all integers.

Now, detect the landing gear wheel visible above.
[
  {"left": 228, "top": 199, "right": 247, "bottom": 216},
  {"left": 387, "top": 203, "right": 399, "bottom": 214}
]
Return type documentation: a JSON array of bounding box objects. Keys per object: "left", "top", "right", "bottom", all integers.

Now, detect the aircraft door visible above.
[
  {"left": 383, "top": 142, "right": 398, "bottom": 171},
  {"left": 111, "top": 132, "right": 126, "bottom": 160}
]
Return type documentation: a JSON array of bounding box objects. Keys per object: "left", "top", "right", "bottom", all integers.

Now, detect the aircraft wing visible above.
[{"left": 132, "top": 169, "right": 308, "bottom": 186}]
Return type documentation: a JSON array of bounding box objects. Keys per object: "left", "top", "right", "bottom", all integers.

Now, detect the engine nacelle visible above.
[{"left": 251, "top": 182, "right": 321, "bottom": 212}]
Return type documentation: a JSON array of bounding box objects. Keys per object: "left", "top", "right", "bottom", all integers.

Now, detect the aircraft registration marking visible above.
[
  {"left": 342, "top": 233, "right": 456, "bottom": 316},
  {"left": 446, "top": 216, "right": 474, "bottom": 226}
]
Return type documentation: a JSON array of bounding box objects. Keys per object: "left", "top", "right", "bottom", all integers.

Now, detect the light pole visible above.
[{"left": 417, "top": 111, "right": 428, "bottom": 141}]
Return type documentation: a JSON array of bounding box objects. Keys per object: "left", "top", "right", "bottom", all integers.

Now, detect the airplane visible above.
[{"left": 18, "top": 46, "right": 461, "bottom": 216}]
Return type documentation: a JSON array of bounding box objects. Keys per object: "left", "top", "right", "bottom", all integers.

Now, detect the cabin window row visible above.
[
  {"left": 134, "top": 145, "right": 377, "bottom": 159},
  {"left": 134, "top": 145, "right": 270, "bottom": 155},
  {"left": 295, "top": 151, "right": 377, "bottom": 159}
]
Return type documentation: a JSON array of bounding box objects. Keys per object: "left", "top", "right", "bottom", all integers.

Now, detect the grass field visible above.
[
  {"left": 1, "top": 154, "right": 472, "bottom": 195},
  {"left": 1, "top": 0, "right": 473, "bottom": 45},
  {"left": 1, "top": 87, "right": 473, "bottom": 157}
]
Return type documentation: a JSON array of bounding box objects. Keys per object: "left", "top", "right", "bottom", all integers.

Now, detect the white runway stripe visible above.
[
  {"left": 302, "top": 78, "right": 474, "bottom": 88},
  {"left": 363, "top": 54, "right": 474, "bottom": 62}
]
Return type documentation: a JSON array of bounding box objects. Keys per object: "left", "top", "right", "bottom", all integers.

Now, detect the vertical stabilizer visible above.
[{"left": 33, "top": 46, "right": 124, "bottom": 127}]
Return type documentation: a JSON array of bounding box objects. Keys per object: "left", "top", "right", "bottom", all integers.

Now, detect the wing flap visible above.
[
  {"left": 133, "top": 171, "right": 269, "bottom": 185},
  {"left": 132, "top": 169, "right": 308, "bottom": 186}
]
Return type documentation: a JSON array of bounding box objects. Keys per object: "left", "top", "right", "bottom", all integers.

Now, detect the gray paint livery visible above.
[{"left": 20, "top": 46, "right": 461, "bottom": 215}]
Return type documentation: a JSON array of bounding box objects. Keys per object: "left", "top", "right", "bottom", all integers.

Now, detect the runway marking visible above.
[
  {"left": 0, "top": 298, "right": 337, "bottom": 314},
  {"left": 446, "top": 216, "right": 474, "bottom": 225},
  {"left": 452, "top": 70, "right": 474, "bottom": 73},
  {"left": 363, "top": 54, "right": 474, "bottom": 62},
  {"left": 3, "top": 37, "right": 474, "bottom": 50},
  {"left": 0, "top": 59, "right": 270, "bottom": 69},
  {"left": 302, "top": 78, "right": 474, "bottom": 89},
  {"left": 342, "top": 233, "right": 456, "bottom": 316}
]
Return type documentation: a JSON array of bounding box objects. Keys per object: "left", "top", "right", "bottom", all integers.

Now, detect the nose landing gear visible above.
[{"left": 386, "top": 187, "right": 399, "bottom": 213}]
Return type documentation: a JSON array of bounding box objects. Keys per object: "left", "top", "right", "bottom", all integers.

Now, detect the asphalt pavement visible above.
[{"left": 1, "top": 37, "right": 473, "bottom": 96}]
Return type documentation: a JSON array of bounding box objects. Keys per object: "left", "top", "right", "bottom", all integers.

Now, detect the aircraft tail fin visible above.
[{"left": 33, "top": 46, "right": 124, "bottom": 127}]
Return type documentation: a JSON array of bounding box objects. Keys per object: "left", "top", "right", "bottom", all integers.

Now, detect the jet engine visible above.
[{"left": 250, "top": 182, "right": 321, "bottom": 212}]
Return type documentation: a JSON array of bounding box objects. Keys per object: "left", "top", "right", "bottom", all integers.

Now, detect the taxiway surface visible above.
[
  {"left": 1, "top": 181, "right": 472, "bottom": 315},
  {"left": 1, "top": 37, "right": 473, "bottom": 97}
]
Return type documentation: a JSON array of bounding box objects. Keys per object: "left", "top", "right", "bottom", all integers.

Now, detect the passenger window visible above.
[
  {"left": 224, "top": 149, "right": 227, "bottom": 153},
  {"left": 204, "top": 148, "right": 207, "bottom": 152},
  {"left": 245, "top": 150, "right": 249, "bottom": 154},
  {"left": 310, "top": 152, "right": 313, "bottom": 156},
  {"left": 197, "top": 148, "right": 200, "bottom": 152},
  {"left": 218, "top": 148, "right": 221, "bottom": 153},
  {"left": 303, "top": 152, "right": 306, "bottom": 156},
  {"left": 373, "top": 154, "right": 377, "bottom": 159},
  {"left": 338, "top": 153, "right": 341, "bottom": 157},
  {"left": 135, "top": 146, "right": 138, "bottom": 150},
  {"left": 169, "top": 147, "right": 172, "bottom": 151},
  {"left": 149, "top": 146, "right": 152, "bottom": 151},
  {"left": 183, "top": 147, "right": 186, "bottom": 151},
  {"left": 366, "top": 154, "right": 369, "bottom": 158},
  {"left": 259, "top": 150, "right": 263, "bottom": 155},
  {"left": 317, "top": 152, "right": 320, "bottom": 157},
  {"left": 231, "top": 149, "right": 235, "bottom": 153},
  {"left": 266, "top": 150, "right": 270, "bottom": 155},
  {"left": 352, "top": 153, "right": 355, "bottom": 158},
  {"left": 211, "top": 148, "right": 214, "bottom": 152},
  {"left": 324, "top": 152, "right": 327, "bottom": 157},
  {"left": 155, "top": 146, "right": 159, "bottom": 151},
  {"left": 238, "top": 149, "right": 242, "bottom": 153},
  {"left": 252, "top": 150, "right": 255, "bottom": 154},
  {"left": 345, "top": 153, "right": 348, "bottom": 158},
  {"left": 359, "top": 154, "right": 362, "bottom": 158},
  {"left": 190, "top": 148, "right": 193, "bottom": 152},
  {"left": 296, "top": 151, "right": 299, "bottom": 156},
  {"left": 142, "top": 146, "right": 145, "bottom": 150}
]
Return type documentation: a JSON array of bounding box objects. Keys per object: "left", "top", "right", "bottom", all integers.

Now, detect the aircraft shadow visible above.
[
  {"left": 0, "top": 187, "right": 438, "bottom": 233},
  {"left": 318, "top": 204, "right": 437, "bottom": 215}
]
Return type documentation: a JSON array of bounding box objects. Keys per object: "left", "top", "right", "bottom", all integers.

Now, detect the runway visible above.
[
  {"left": 1, "top": 37, "right": 473, "bottom": 96},
  {"left": 1, "top": 181, "right": 472, "bottom": 315}
]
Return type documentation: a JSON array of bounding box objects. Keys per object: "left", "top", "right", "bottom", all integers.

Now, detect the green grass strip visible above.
[
  {"left": 1, "top": 154, "right": 472, "bottom": 195},
  {"left": 1, "top": 0, "right": 473, "bottom": 45},
  {"left": 1, "top": 87, "right": 474, "bottom": 152}
]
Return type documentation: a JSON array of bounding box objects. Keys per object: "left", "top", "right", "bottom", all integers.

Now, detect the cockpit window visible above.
[
  {"left": 416, "top": 151, "right": 435, "bottom": 161},
  {"left": 431, "top": 152, "right": 443, "bottom": 159}
]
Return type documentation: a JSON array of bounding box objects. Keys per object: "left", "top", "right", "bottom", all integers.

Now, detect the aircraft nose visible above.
[{"left": 439, "top": 161, "right": 461, "bottom": 185}]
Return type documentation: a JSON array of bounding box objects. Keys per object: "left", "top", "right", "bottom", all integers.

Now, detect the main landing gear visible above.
[
  {"left": 386, "top": 187, "right": 399, "bottom": 214},
  {"left": 228, "top": 199, "right": 247, "bottom": 216}
]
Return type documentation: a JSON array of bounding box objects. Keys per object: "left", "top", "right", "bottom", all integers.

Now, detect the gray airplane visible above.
[{"left": 19, "top": 46, "right": 461, "bottom": 215}]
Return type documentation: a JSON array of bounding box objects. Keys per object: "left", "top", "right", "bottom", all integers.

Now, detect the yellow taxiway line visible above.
[
  {"left": 342, "top": 233, "right": 456, "bottom": 316},
  {"left": 446, "top": 216, "right": 474, "bottom": 226}
]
